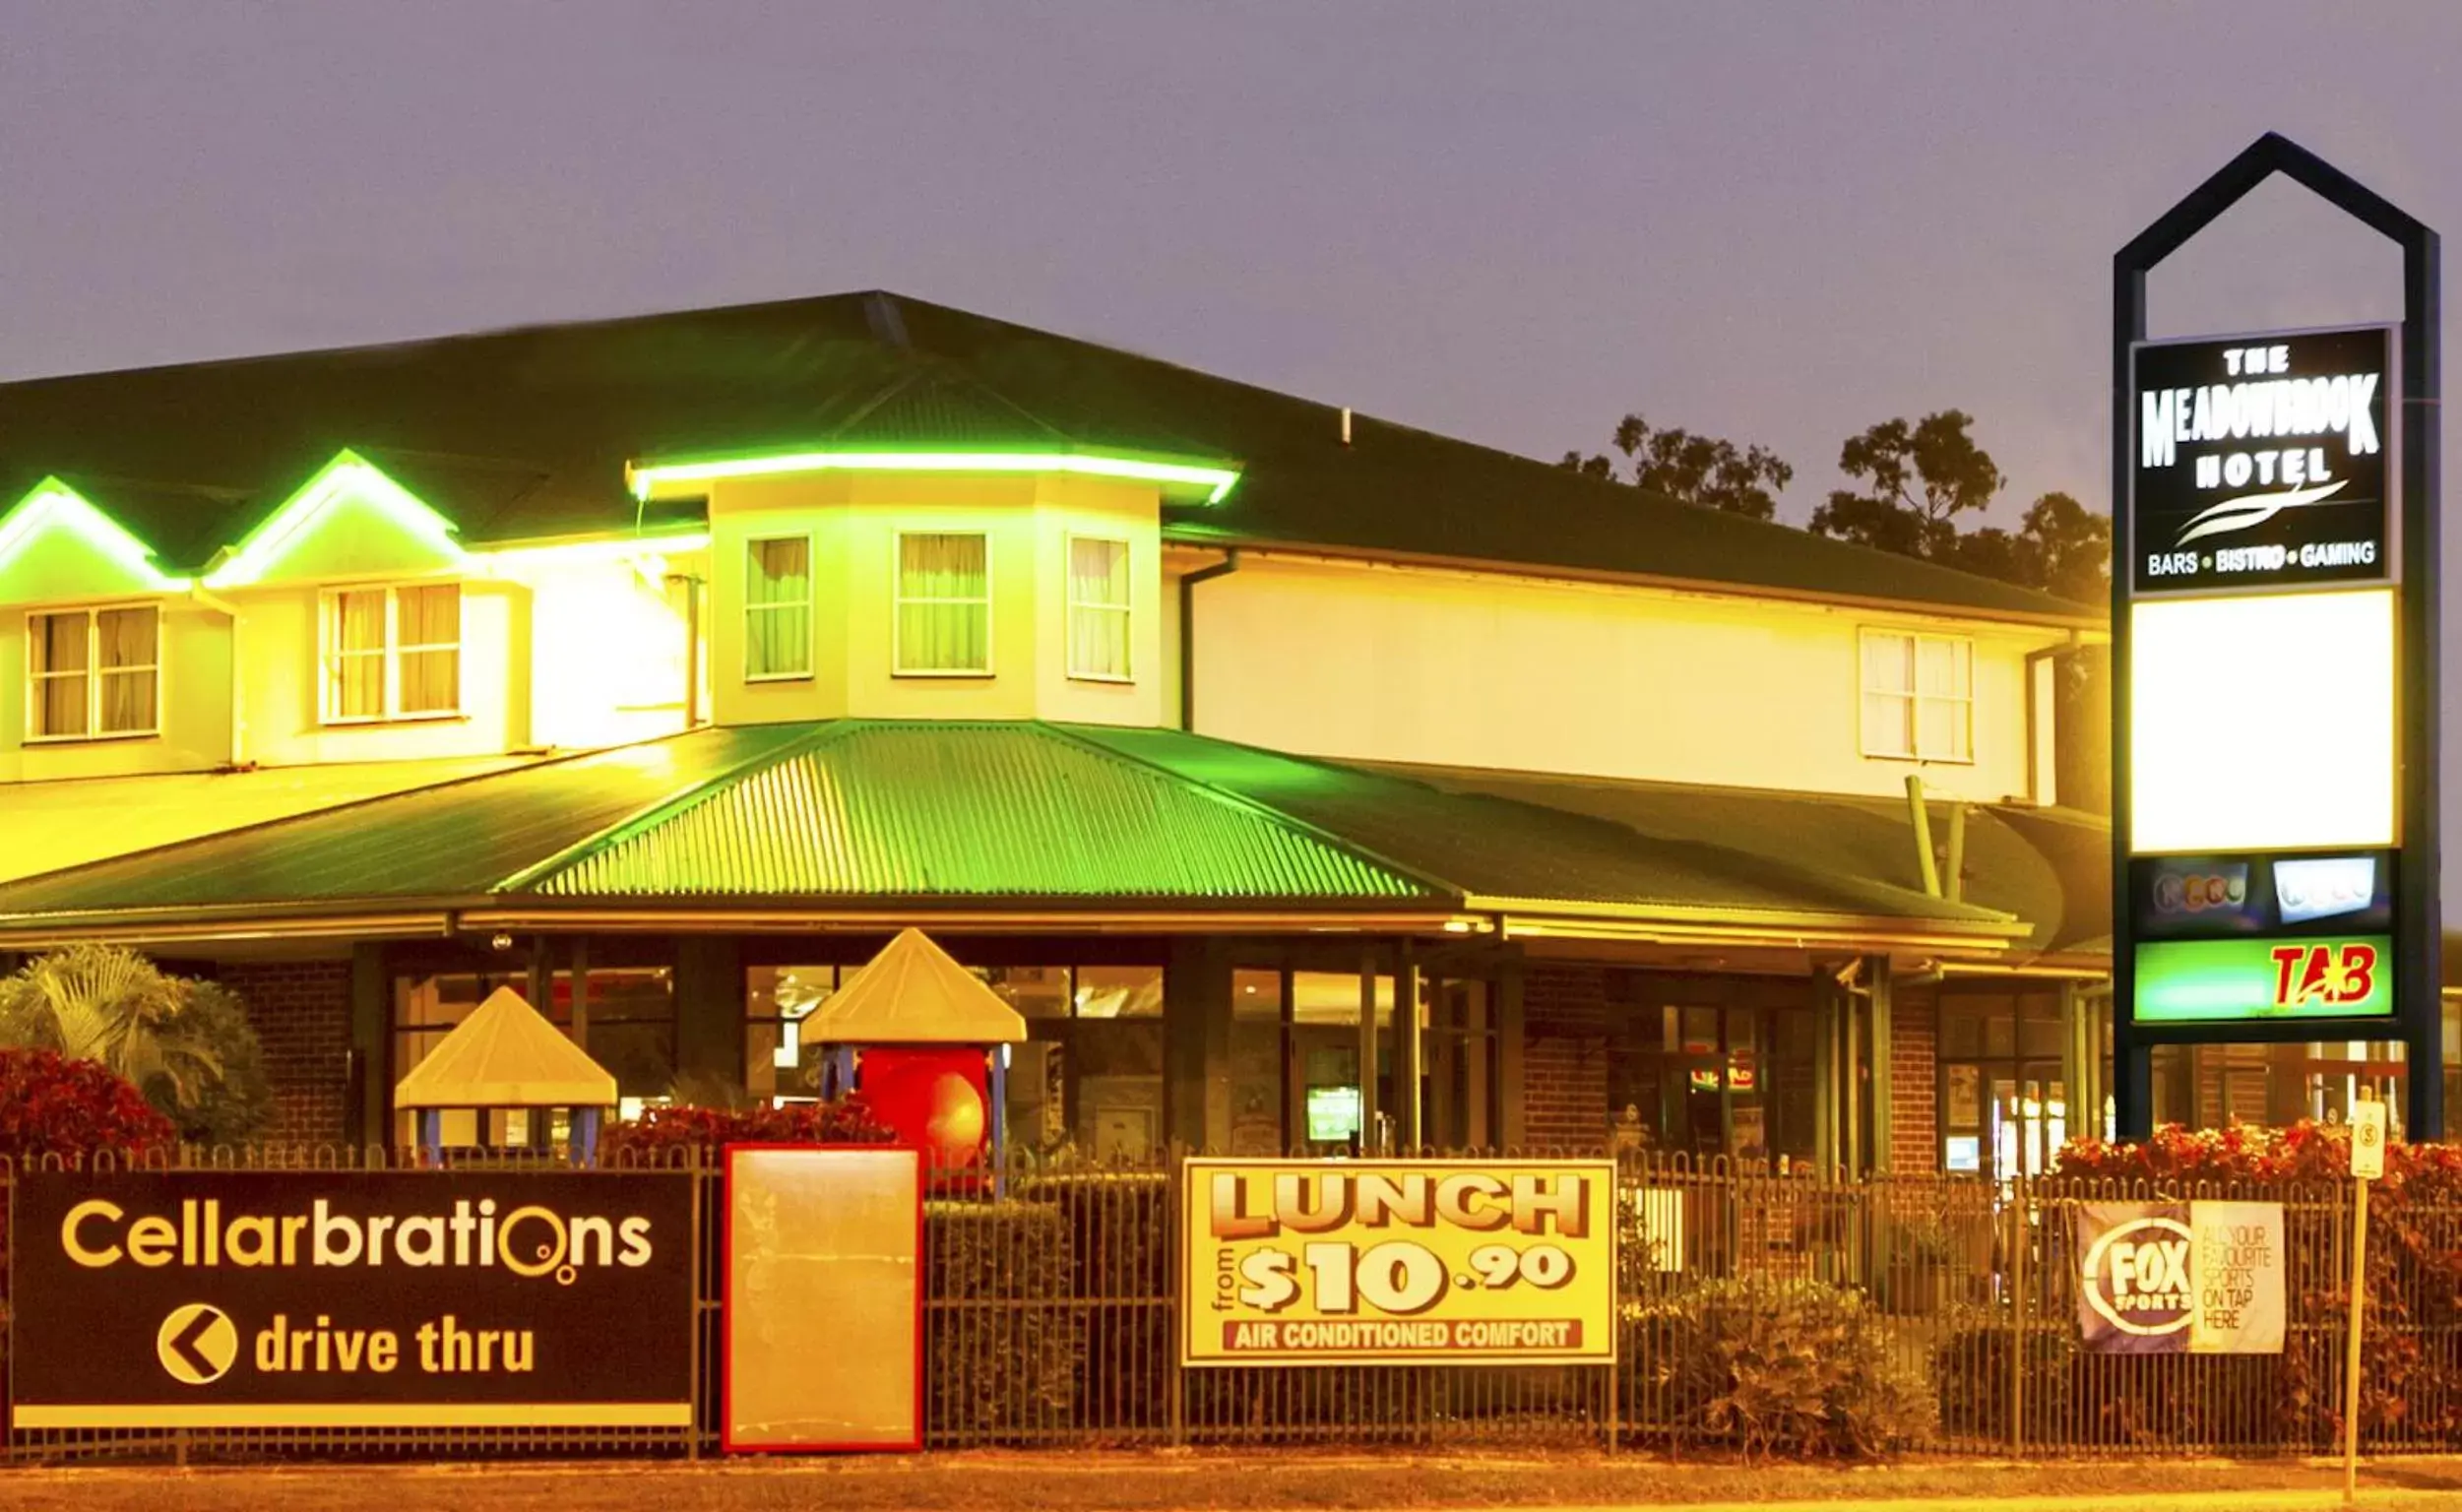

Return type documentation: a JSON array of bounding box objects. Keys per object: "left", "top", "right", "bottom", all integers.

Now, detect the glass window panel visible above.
[
  {"left": 1942, "top": 1010, "right": 1984, "bottom": 1058},
  {"left": 745, "top": 536, "right": 813, "bottom": 679},
  {"left": 1067, "top": 536, "right": 1132, "bottom": 680},
  {"left": 1292, "top": 972, "right": 1392, "bottom": 1025},
  {"left": 95, "top": 605, "right": 158, "bottom": 733},
  {"left": 2021, "top": 1016, "right": 2065, "bottom": 1058},
  {"left": 1862, "top": 632, "right": 1913, "bottom": 693},
  {"left": 895, "top": 533, "right": 990, "bottom": 674},
  {"left": 1077, "top": 964, "right": 1163, "bottom": 1019},
  {"left": 1233, "top": 969, "right": 1284, "bottom": 1022},
  {"left": 981, "top": 966, "right": 1070, "bottom": 1020},
  {"left": 30, "top": 610, "right": 91, "bottom": 738},
  {"left": 327, "top": 590, "right": 388, "bottom": 721}
]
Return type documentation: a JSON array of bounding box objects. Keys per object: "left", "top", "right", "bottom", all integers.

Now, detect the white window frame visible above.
[
  {"left": 893, "top": 530, "right": 994, "bottom": 678},
  {"left": 1063, "top": 533, "right": 1134, "bottom": 684},
  {"left": 318, "top": 581, "right": 464, "bottom": 726},
  {"left": 742, "top": 534, "right": 815, "bottom": 683},
  {"left": 1858, "top": 628, "right": 1975, "bottom": 764},
  {"left": 24, "top": 601, "right": 162, "bottom": 744}
]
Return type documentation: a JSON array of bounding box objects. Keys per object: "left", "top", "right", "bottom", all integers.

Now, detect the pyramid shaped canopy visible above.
[
  {"left": 809, "top": 928, "right": 1030, "bottom": 1045},
  {"left": 394, "top": 986, "right": 619, "bottom": 1108}
]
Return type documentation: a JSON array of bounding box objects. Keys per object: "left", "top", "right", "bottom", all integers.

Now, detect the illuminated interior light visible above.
[
  {"left": 626, "top": 449, "right": 1241, "bottom": 504},
  {"left": 204, "top": 450, "right": 465, "bottom": 589},
  {"left": 2130, "top": 588, "right": 2396, "bottom": 852},
  {"left": 0, "top": 478, "right": 190, "bottom": 590}
]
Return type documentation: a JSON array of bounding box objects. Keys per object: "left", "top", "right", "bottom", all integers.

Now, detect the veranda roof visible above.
[
  {"left": 394, "top": 985, "right": 618, "bottom": 1109},
  {"left": 808, "top": 928, "right": 1029, "bottom": 1044}
]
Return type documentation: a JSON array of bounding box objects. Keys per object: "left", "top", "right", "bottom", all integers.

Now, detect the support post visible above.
[
  {"left": 1496, "top": 956, "right": 1527, "bottom": 1149},
  {"left": 1868, "top": 962, "right": 1895, "bottom": 1175},
  {"left": 1904, "top": 776, "right": 1940, "bottom": 897},
  {"left": 1394, "top": 939, "right": 1423, "bottom": 1152},
  {"left": 1357, "top": 945, "right": 1382, "bottom": 1155}
]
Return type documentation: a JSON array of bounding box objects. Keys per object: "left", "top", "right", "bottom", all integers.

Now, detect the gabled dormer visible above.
[{"left": 0, "top": 478, "right": 223, "bottom": 780}]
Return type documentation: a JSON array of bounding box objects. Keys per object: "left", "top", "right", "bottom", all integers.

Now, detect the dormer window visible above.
[
  {"left": 1066, "top": 536, "right": 1131, "bottom": 681},
  {"left": 321, "top": 583, "right": 461, "bottom": 724},
  {"left": 27, "top": 604, "right": 159, "bottom": 741},
  {"left": 895, "top": 532, "right": 991, "bottom": 675}
]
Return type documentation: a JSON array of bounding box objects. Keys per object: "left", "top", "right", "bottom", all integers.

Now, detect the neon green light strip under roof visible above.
[
  {"left": 0, "top": 478, "right": 191, "bottom": 590},
  {"left": 628, "top": 449, "right": 1241, "bottom": 505},
  {"left": 205, "top": 450, "right": 465, "bottom": 590}
]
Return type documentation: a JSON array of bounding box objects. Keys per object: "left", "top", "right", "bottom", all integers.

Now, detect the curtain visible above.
[
  {"left": 95, "top": 605, "right": 158, "bottom": 733},
  {"left": 1068, "top": 537, "right": 1130, "bottom": 679},
  {"left": 898, "top": 534, "right": 989, "bottom": 672},
  {"left": 1860, "top": 633, "right": 1914, "bottom": 757},
  {"left": 745, "top": 537, "right": 812, "bottom": 678},
  {"left": 329, "top": 590, "right": 387, "bottom": 719},
  {"left": 31, "top": 611, "right": 89, "bottom": 737},
  {"left": 397, "top": 585, "right": 461, "bottom": 714}
]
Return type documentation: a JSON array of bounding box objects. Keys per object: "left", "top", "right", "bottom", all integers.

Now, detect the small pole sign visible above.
[{"left": 2344, "top": 1089, "right": 2386, "bottom": 1504}]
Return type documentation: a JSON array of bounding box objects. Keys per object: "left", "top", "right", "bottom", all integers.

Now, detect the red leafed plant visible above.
[
  {"left": 598, "top": 1094, "right": 895, "bottom": 1163},
  {"left": 0, "top": 1046, "right": 174, "bottom": 1166},
  {"left": 2055, "top": 1119, "right": 2462, "bottom": 1445}
]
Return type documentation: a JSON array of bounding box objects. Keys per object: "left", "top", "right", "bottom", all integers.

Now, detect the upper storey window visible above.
[
  {"left": 895, "top": 532, "right": 991, "bottom": 675},
  {"left": 745, "top": 536, "right": 814, "bottom": 681},
  {"left": 27, "top": 604, "right": 158, "bottom": 741},
  {"left": 1860, "top": 629, "right": 1973, "bottom": 763},
  {"left": 322, "top": 584, "right": 461, "bottom": 724},
  {"left": 1066, "top": 536, "right": 1131, "bottom": 682}
]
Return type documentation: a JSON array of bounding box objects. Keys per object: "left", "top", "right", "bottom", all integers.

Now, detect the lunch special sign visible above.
[
  {"left": 2072, "top": 1200, "right": 2286, "bottom": 1355},
  {"left": 1180, "top": 1159, "right": 1616, "bottom": 1365},
  {"left": 9, "top": 1169, "right": 694, "bottom": 1428}
]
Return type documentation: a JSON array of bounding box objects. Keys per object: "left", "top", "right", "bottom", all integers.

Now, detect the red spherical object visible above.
[{"left": 862, "top": 1047, "right": 990, "bottom": 1167}]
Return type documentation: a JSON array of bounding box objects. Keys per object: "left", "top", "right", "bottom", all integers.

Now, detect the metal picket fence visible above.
[{"left": 2, "top": 1145, "right": 2453, "bottom": 1463}]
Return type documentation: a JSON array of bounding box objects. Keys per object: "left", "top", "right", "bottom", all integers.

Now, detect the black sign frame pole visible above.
[{"left": 2111, "top": 133, "right": 2441, "bottom": 1140}]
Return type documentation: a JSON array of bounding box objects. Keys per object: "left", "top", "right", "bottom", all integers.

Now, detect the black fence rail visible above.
[{"left": 0, "top": 1146, "right": 2447, "bottom": 1462}]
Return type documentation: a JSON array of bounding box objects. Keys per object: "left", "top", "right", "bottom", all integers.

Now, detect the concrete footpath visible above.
[{"left": 6, "top": 1451, "right": 2462, "bottom": 1510}]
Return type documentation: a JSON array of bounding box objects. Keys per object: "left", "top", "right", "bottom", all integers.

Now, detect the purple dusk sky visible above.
[{"left": 5, "top": 2, "right": 2454, "bottom": 521}]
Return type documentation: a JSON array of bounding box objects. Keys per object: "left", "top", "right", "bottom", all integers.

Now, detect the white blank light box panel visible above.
[{"left": 2130, "top": 588, "right": 2396, "bottom": 853}]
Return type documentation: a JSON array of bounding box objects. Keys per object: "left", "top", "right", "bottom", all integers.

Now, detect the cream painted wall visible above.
[
  {"left": 1184, "top": 555, "right": 2066, "bottom": 803},
  {"left": 233, "top": 579, "right": 526, "bottom": 766},
  {"left": 705, "top": 471, "right": 1164, "bottom": 728},
  {"left": 0, "top": 599, "right": 234, "bottom": 783}
]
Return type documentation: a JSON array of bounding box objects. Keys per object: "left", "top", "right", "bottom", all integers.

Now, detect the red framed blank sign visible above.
[{"left": 723, "top": 1144, "right": 923, "bottom": 1452}]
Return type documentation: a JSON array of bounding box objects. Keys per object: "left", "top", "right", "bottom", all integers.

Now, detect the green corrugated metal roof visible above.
[
  {"left": 1063, "top": 728, "right": 2017, "bottom": 926},
  {"left": 0, "top": 720, "right": 2057, "bottom": 937},
  {"left": 0, "top": 724, "right": 813, "bottom": 914},
  {"left": 527, "top": 723, "right": 1433, "bottom": 901}
]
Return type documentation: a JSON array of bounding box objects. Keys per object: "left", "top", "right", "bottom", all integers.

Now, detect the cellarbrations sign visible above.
[{"left": 9, "top": 1169, "right": 695, "bottom": 1429}]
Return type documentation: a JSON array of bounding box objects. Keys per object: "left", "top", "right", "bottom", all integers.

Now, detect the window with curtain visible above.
[
  {"left": 321, "top": 583, "right": 462, "bottom": 724},
  {"left": 744, "top": 536, "right": 812, "bottom": 680},
  {"left": 896, "top": 532, "right": 990, "bottom": 674},
  {"left": 1859, "top": 629, "right": 1973, "bottom": 761},
  {"left": 27, "top": 605, "right": 158, "bottom": 740},
  {"left": 1066, "top": 536, "right": 1132, "bottom": 681}
]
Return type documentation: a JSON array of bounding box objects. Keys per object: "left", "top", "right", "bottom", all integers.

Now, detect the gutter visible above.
[{"left": 1177, "top": 549, "right": 1239, "bottom": 730}]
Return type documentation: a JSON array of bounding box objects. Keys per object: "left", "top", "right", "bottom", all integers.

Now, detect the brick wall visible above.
[
  {"left": 1888, "top": 981, "right": 1938, "bottom": 1173},
  {"left": 219, "top": 959, "right": 353, "bottom": 1146},
  {"left": 1522, "top": 964, "right": 1609, "bottom": 1148}
]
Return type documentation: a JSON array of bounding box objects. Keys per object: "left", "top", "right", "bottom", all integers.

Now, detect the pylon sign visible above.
[{"left": 2109, "top": 136, "right": 2441, "bottom": 1139}]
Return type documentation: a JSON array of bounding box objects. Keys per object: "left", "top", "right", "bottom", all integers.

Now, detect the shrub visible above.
[
  {"left": 0, "top": 944, "right": 273, "bottom": 1145},
  {"left": 599, "top": 1094, "right": 894, "bottom": 1163},
  {"left": 2056, "top": 1120, "right": 2462, "bottom": 1447},
  {"left": 1626, "top": 1278, "right": 1936, "bottom": 1459},
  {"left": 925, "top": 1200, "right": 1076, "bottom": 1440},
  {"left": 0, "top": 1048, "right": 175, "bottom": 1332}
]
